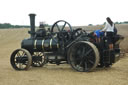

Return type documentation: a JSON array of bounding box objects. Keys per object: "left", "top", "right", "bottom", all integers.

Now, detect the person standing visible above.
[{"left": 101, "top": 17, "right": 114, "bottom": 50}]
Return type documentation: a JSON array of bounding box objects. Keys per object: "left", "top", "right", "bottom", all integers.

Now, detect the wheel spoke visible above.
[
  {"left": 84, "top": 62, "right": 88, "bottom": 71},
  {"left": 81, "top": 47, "right": 86, "bottom": 57},
  {"left": 61, "top": 22, "right": 66, "bottom": 31},
  {"left": 89, "top": 60, "right": 94, "bottom": 65},
  {"left": 15, "top": 60, "right": 18, "bottom": 64},
  {"left": 38, "top": 52, "right": 41, "bottom": 55},
  {"left": 22, "top": 51, "right": 25, "bottom": 56},
  {"left": 19, "top": 63, "right": 23, "bottom": 69},
  {"left": 56, "top": 24, "right": 61, "bottom": 31},
  {"left": 36, "top": 52, "right": 39, "bottom": 56},
  {"left": 39, "top": 52, "right": 43, "bottom": 56},
  {"left": 16, "top": 52, "right": 20, "bottom": 57},
  {"left": 79, "top": 61, "right": 83, "bottom": 66},
  {"left": 84, "top": 49, "right": 93, "bottom": 57}
]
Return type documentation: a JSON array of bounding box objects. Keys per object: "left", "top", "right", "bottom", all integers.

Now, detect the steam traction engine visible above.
[{"left": 10, "top": 14, "right": 124, "bottom": 72}]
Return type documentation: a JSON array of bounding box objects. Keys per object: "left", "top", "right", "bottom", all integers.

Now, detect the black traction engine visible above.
[{"left": 10, "top": 14, "right": 124, "bottom": 72}]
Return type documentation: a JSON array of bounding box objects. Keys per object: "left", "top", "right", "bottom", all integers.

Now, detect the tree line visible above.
[
  {"left": 88, "top": 21, "right": 128, "bottom": 26},
  {"left": 0, "top": 21, "right": 128, "bottom": 29},
  {"left": 0, "top": 23, "right": 30, "bottom": 29}
]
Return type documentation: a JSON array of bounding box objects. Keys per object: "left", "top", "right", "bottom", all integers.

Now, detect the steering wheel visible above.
[{"left": 51, "top": 20, "right": 73, "bottom": 42}]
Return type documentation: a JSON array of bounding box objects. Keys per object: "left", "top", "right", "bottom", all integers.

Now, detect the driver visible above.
[{"left": 93, "top": 29, "right": 104, "bottom": 43}]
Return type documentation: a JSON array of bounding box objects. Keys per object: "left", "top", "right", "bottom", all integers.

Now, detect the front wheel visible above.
[
  {"left": 10, "top": 48, "right": 32, "bottom": 70},
  {"left": 32, "top": 52, "right": 47, "bottom": 67}
]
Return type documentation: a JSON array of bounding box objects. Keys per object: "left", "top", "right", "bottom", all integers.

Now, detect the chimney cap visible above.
[{"left": 29, "top": 13, "right": 36, "bottom": 16}]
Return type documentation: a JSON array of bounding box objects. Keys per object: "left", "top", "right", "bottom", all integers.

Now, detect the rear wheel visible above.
[
  {"left": 68, "top": 41, "right": 100, "bottom": 72},
  {"left": 10, "top": 48, "right": 32, "bottom": 70}
]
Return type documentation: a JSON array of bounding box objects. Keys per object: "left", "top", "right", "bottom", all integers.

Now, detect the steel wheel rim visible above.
[
  {"left": 32, "top": 52, "right": 46, "bottom": 67},
  {"left": 69, "top": 41, "right": 99, "bottom": 72},
  {"left": 10, "top": 49, "right": 32, "bottom": 70}
]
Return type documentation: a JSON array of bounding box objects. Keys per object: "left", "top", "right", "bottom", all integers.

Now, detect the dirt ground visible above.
[{"left": 0, "top": 26, "right": 128, "bottom": 85}]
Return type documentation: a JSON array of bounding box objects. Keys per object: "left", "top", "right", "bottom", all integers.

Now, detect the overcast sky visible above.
[{"left": 0, "top": 0, "right": 128, "bottom": 26}]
